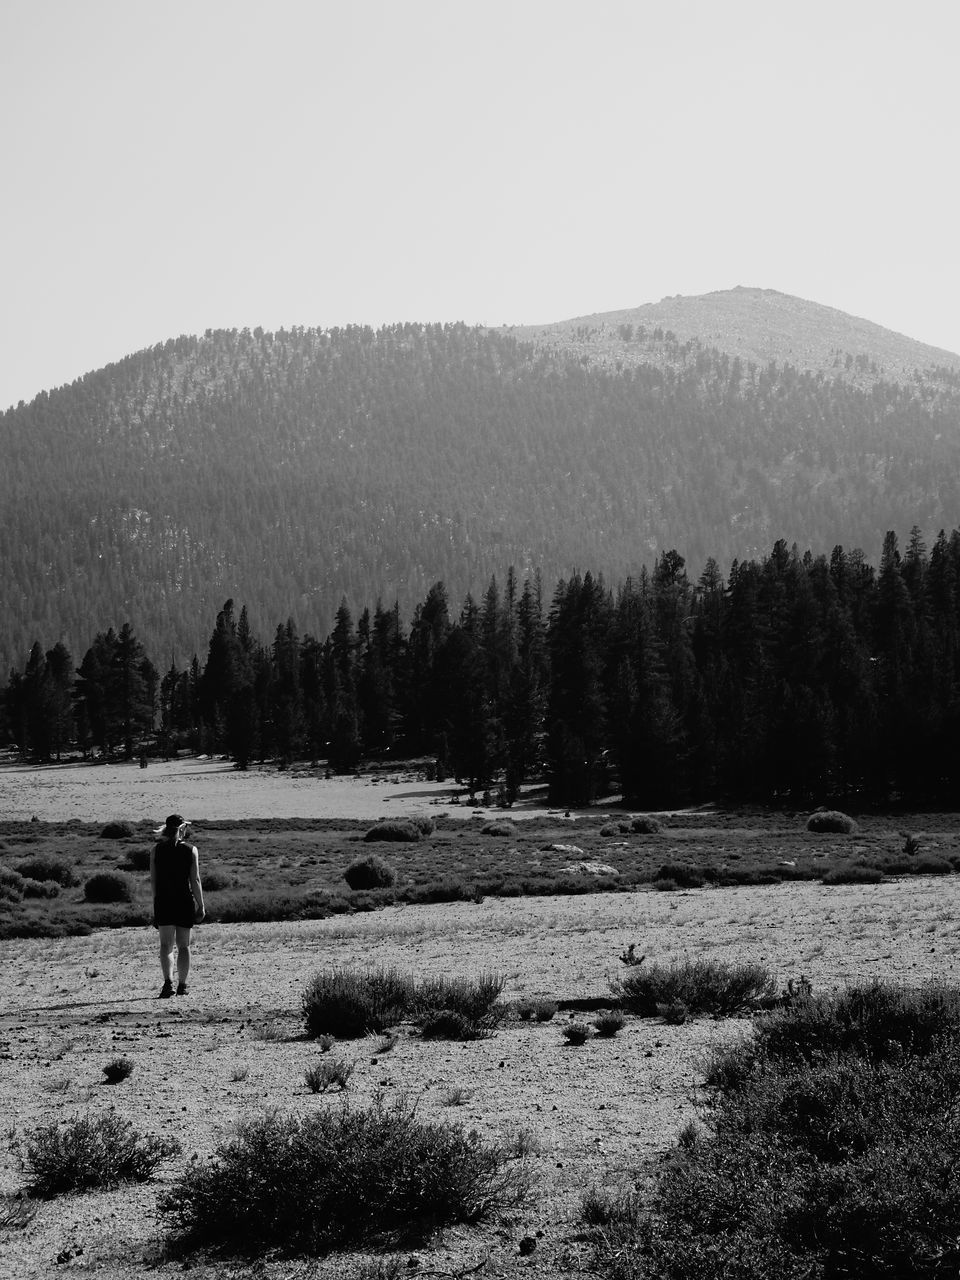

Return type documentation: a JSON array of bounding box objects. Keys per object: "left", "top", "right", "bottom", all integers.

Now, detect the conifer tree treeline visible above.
[{"left": 5, "top": 528, "right": 960, "bottom": 809}]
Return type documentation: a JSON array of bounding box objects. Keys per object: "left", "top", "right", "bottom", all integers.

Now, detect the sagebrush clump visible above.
[
  {"left": 613, "top": 955, "right": 775, "bottom": 1017},
  {"left": 16, "top": 1113, "right": 179, "bottom": 1196},
  {"left": 14, "top": 855, "right": 78, "bottom": 887},
  {"left": 344, "top": 855, "right": 398, "bottom": 890},
  {"left": 83, "top": 871, "right": 133, "bottom": 903},
  {"left": 600, "top": 981, "right": 960, "bottom": 1280},
  {"left": 806, "top": 809, "right": 858, "bottom": 834},
  {"left": 363, "top": 821, "right": 421, "bottom": 843},
  {"left": 158, "top": 1099, "right": 529, "bottom": 1253},
  {"left": 300, "top": 967, "right": 504, "bottom": 1039}
]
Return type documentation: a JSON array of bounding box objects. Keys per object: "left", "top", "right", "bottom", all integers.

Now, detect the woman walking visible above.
[{"left": 150, "top": 813, "right": 205, "bottom": 997}]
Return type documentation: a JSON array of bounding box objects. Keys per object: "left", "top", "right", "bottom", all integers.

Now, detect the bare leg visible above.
[
  {"left": 175, "top": 926, "right": 193, "bottom": 986},
  {"left": 158, "top": 926, "right": 176, "bottom": 983}
]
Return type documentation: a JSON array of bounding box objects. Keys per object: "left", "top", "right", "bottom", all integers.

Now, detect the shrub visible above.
[
  {"left": 411, "top": 816, "right": 435, "bottom": 836},
  {"left": 533, "top": 1000, "right": 558, "bottom": 1023},
  {"left": 100, "top": 821, "right": 134, "bottom": 839},
  {"left": 616, "top": 982, "right": 960, "bottom": 1280},
  {"left": 301, "top": 968, "right": 414, "bottom": 1039},
  {"left": 415, "top": 972, "right": 505, "bottom": 1024},
  {"left": 305, "top": 1058, "right": 353, "bottom": 1092},
  {"left": 405, "top": 876, "right": 480, "bottom": 904},
  {"left": 613, "top": 957, "right": 776, "bottom": 1017},
  {"left": 657, "top": 999, "right": 689, "bottom": 1025},
  {"left": 103, "top": 1057, "right": 134, "bottom": 1084},
  {"left": 200, "top": 867, "right": 233, "bottom": 891},
  {"left": 652, "top": 877, "right": 679, "bottom": 893},
  {"left": 594, "top": 1010, "right": 626, "bottom": 1037},
  {"left": 16, "top": 1113, "right": 180, "bottom": 1196},
  {"left": 822, "top": 863, "right": 884, "bottom": 885},
  {"left": 300, "top": 968, "right": 503, "bottom": 1039},
  {"left": 22, "top": 877, "right": 60, "bottom": 899},
  {"left": 363, "top": 821, "right": 420, "bottom": 843},
  {"left": 563, "top": 1022, "right": 592, "bottom": 1045},
  {"left": 806, "top": 809, "right": 857, "bottom": 834},
  {"left": 515, "top": 1000, "right": 535, "bottom": 1021},
  {"left": 654, "top": 863, "right": 705, "bottom": 889},
  {"left": 158, "top": 1099, "right": 529, "bottom": 1253},
  {"left": 83, "top": 871, "right": 133, "bottom": 904},
  {"left": 121, "top": 847, "right": 152, "bottom": 872},
  {"left": 600, "top": 822, "right": 623, "bottom": 837},
  {"left": 0, "top": 869, "right": 25, "bottom": 903},
  {"left": 480, "top": 821, "right": 514, "bottom": 837},
  {"left": 420, "top": 1009, "right": 488, "bottom": 1040},
  {"left": 344, "top": 855, "right": 398, "bottom": 891},
  {"left": 910, "top": 854, "right": 954, "bottom": 876},
  {"left": 14, "top": 855, "right": 78, "bottom": 887},
  {"left": 630, "top": 816, "right": 662, "bottom": 834}
]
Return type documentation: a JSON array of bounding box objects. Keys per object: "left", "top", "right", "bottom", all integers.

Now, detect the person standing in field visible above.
[{"left": 150, "top": 813, "right": 205, "bottom": 997}]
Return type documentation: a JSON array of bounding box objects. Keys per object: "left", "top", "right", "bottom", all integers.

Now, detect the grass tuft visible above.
[{"left": 102, "top": 1056, "right": 134, "bottom": 1084}]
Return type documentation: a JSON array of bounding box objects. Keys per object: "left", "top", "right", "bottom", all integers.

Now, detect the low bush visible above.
[
  {"left": 22, "top": 877, "right": 60, "bottom": 899},
  {"left": 534, "top": 999, "right": 558, "bottom": 1022},
  {"left": 613, "top": 957, "right": 775, "bottom": 1017},
  {"left": 363, "top": 821, "right": 421, "bottom": 843},
  {"left": 806, "top": 809, "right": 858, "bottom": 834},
  {"left": 563, "top": 1022, "right": 592, "bottom": 1045},
  {"left": 100, "top": 821, "right": 134, "bottom": 839},
  {"left": 0, "top": 869, "right": 25, "bottom": 903},
  {"left": 83, "top": 871, "right": 133, "bottom": 904},
  {"left": 302, "top": 968, "right": 415, "bottom": 1039},
  {"left": 607, "top": 981, "right": 960, "bottom": 1280},
  {"left": 420, "top": 1008, "right": 488, "bottom": 1040},
  {"left": 344, "top": 855, "right": 398, "bottom": 891},
  {"left": 630, "top": 816, "right": 662, "bottom": 834},
  {"left": 480, "top": 821, "right": 514, "bottom": 837},
  {"left": 301, "top": 968, "right": 505, "bottom": 1039},
  {"left": 158, "top": 1099, "right": 529, "bottom": 1253},
  {"left": 405, "top": 876, "right": 480, "bottom": 904},
  {"left": 657, "top": 999, "right": 689, "bottom": 1025},
  {"left": 594, "top": 1010, "right": 626, "bottom": 1037},
  {"left": 654, "top": 863, "right": 705, "bottom": 889},
  {"left": 14, "top": 855, "right": 78, "bottom": 887},
  {"left": 200, "top": 867, "right": 233, "bottom": 891},
  {"left": 103, "top": 1057, "right": 134, "bottom": 1084},
  {"left": 910, "top": 854, "right": 954, "bottom": 876},
  {"left": 821, "top": 863, "right": 883, "bottom": 885},
  {"left": 305, "top": 1058, "right": 353, "bottom": 1092},
  {"left": 16, "top": 1113, "right": 180, "bottom": 1196},
  {"left": 121, "top": 847, "right": 152, "bottom": 872}
]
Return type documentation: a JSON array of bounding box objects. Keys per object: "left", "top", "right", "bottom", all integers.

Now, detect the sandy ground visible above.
[
  {"left": 3, "top": 874, "right": 960, "bottom": 1279},
  {"left": 0, "top": 757, "right": 512, "bottom": 825}
]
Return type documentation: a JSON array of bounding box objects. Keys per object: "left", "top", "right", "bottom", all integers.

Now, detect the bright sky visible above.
[{"left": 2, "top": 0, "right": 958, "bottom": 411}]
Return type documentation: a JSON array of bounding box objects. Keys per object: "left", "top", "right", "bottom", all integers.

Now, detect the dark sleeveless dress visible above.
[{"left": 153, "top": 839, "right": 195, "bottom": 927}]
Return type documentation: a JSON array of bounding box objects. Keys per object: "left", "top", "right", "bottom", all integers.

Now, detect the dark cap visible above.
[{"left": 164, "top": 813, "right": 188, "bottom": 833}]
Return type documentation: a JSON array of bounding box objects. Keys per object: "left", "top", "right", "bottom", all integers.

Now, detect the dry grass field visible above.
[{"left": 2, "top": 758, "right": 960, "bottom": 1278}]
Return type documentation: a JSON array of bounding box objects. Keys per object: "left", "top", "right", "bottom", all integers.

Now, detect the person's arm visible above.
[{"left": 189, "top": 847, "right": 205, "bottom": 921}]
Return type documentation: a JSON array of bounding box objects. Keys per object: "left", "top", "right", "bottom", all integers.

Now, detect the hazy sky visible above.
[{"left": 2, "top": 0, "right": 958, "bottom": 411}]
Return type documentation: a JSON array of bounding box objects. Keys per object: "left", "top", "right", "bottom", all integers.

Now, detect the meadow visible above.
[{"left": 3, "top": 759, "right": 960, "bottom": 1278}]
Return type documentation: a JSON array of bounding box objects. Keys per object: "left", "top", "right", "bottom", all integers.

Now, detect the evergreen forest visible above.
[
  {"left": 3, "top": 313, "right": 960, "bottom": 674},
  {"left": 5, "top": 526, "right": 960, "bottom": 811}
]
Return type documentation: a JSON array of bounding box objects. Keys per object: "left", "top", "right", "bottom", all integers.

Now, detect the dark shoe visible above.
[
  {"left": 176, "top": 982, "right": 189, "bottom": 996},
  {"left": 159, "top": 980, "right": 174, "bottom": 999}
]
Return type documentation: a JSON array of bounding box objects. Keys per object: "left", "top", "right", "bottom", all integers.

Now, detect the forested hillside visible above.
[{"left": 3, "top": 294, "right": 960, "bottom": 671}]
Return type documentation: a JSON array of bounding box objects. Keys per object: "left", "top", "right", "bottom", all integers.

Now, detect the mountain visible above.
[
  {"left": 3, "top": 292, "right": 960, "bottom": 673},
  {"left": 514, "top": 287, "right": 960, "bottom": 388}
]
